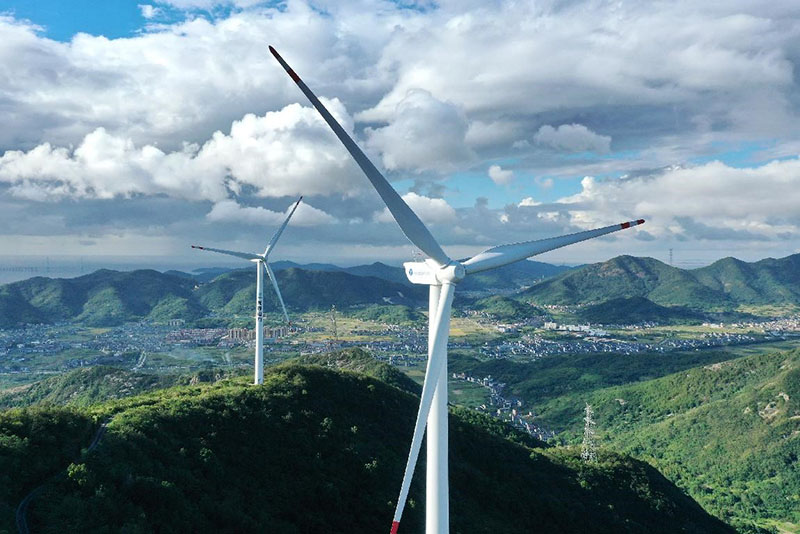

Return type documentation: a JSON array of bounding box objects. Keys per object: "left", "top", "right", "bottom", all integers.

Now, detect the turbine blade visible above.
[
  {"left": 268, "top": 46, "right": 451, "bottom": 267},
  {"left": 463, "top": 219, "right": 645, "bottom": 275},
  {"left": 191, "top": 245, "right": 261, "bottom": 261},
  {"left": 390, "top": 283, "right": 455, "bottom": 533},
  {"left": 264, "top": 196, "right": 303, "bottom": 258},
  {"left": 264, "top": 262, "right": 290, "bottom": 324}
]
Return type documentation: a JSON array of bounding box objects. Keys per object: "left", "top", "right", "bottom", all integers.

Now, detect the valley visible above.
[{"left": 2, "top": 254, "right": 800, "bottom": 533}]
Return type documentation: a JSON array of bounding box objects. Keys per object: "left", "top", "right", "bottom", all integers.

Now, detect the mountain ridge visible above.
[{"left": 0, "top": 356, "right": 735, "bottom": 533}]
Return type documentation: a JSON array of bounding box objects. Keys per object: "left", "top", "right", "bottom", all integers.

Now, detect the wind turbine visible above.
[
  {"left": 269, "top": 46, "right": 644, "bottom": 534},
  {"left": 192, "top": 196, "right": 302, "bottom": 385}
]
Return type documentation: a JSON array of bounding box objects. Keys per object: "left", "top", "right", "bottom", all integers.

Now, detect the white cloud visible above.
[
  {"left": 534, "top": 124, "right": 611, "bottom": 153},
  {"left": 0, "top": 100, "right": 364, "bottom": 202},
  {"left": 376, "top": 192, "right": 457, "bottom": 225},
  {"left": 206, "top": 198, "right": 336, "bottom": 226},
  {"left": 487, "top": 164, "right": 513, "bottom": 185},
  {"left": 1, "top": 1, "right": 800, "bottom": 264},
  {"left": 518, "top": 197, "right": 541, "bottom": 207},
  {"left": 138, "top": 5, "right": 163, "bottom": 19},
  {"left": 557, "top": 159, "right": 800, "bottom": 240},
  {"left": 364, "top": 89, "right": 475, "bottom": 173}
]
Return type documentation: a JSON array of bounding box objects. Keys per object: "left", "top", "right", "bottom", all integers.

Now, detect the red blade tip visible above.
[{"left": 390, "top": 521, "right": 400, "bottom": 534}]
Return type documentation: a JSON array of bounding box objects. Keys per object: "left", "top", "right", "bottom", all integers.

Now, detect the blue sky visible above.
[
  {"left": 0, "top": 0, "right": 148, "bottom": 41},
  {"left": 0, "top": 0, "right": 799, "bottom": 275}
]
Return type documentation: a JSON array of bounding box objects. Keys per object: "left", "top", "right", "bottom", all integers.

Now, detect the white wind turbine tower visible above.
[
  {"left": 270, "top": 46, "right": 644, "bottom": 534},
  {"left": 192, "top": 196, "right": 302, "bottom": 385}
]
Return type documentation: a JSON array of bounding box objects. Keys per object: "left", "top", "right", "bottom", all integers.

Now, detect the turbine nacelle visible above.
[{"left": 403, "top": 260, "right": 466, "bottom": 285}]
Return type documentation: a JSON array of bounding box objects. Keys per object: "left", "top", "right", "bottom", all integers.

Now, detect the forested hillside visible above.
[
  {"left": 0, "top": 356, "right": 734, "bottom": 533},
  {"left": 454, "top": 348, "right": 800, "bottom": 531}
]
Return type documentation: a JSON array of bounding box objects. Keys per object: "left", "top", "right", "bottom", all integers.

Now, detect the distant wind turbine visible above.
[
  {"left": 270, "top": 45, "right": 644, "bottom": 534},
  {"left": 192, "top": 196, "right": 302, "bottom": 385}
]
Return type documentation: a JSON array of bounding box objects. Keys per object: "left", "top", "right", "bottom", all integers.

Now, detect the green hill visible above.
[
  {"left": 472, "top": 295, "right": 546, "bottom": 321},
  {"left": 195, "top": 267, "right": 427, "bottom": 316},
  {"left": 463, "top": 348, "right": 800, "bottom": 531},
  {"left": 348, "top": 304, "right": 425, "bottom": 326},
  {"left": 0, "top": 366, "right": 238, "bottom": 410},
  {"left": 522, "top": 253, "right": 800, "bottom": 310},
  {"left": 0, "top": 359, "right": 734, "bottom": 533},
  {"left": 1, "top": 269, "right": 205, "bottom": 327},
  {"left": 693, "top": 255, "right": 800, "bottom": 305},
  {"left": 291, "top": 347, "right": 421, "bottom": 394},
  {"left": 0, "top": 267, "right": 427, "bottom": 327},
  {"left": 577, "top": 296, "right": 705, "bottom": 324}
]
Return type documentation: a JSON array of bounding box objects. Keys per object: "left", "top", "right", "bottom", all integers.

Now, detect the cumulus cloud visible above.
[
  {"left": 207, "top": 198, "right": 336, "bottom": 226},
  {"left": 1, "top": 1, "right": 800, "bottom": 264},
  {"left": 376, "top": 192, "right": 457, "bottom": 225},
  {"left": 364, "top": 90, "right": 475, "bottom": 173},
  {"left": 557, "top": 159, "right": 800, "bottom": 241},
  {"left": 534, "top": 124, "right": 611, "bottom": 153},
  {"left": 487, "top": 164, "right": 513, "bottom": 185},
  {"left": 0, "top": 100, "right": 363, "bottom": 202},
  {"left": 518, "top": 197, "right": 541, "bottom": 207}
]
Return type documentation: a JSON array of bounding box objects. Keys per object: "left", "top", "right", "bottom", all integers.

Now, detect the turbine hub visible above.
[{"left": 436, "top": 262, "right": 465, "bottom": 284}]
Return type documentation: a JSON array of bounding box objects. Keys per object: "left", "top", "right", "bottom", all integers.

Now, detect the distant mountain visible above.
[
  {"left": 156, "top": 258, "right": 571, "bottom": 294},
  {"left": 576, "top": 296, "right": 706, "bottom": 325},
  {"left": 194, "top": 267, "right": 426, "bottom": 316},
  {"left": 693, "top": 254, "right": 800, "bottom": 305},
  {"left": 0, "top": 267, "right": 427, "bottom": 327},
  {"left": 0, "top": 269, "right": 203, "bottom": 327},
  {"left": 460, "top": 259, "right": 573, "bottom": 291},
  {"left": 1, "top": 357, "right": 734, "bottom": 533},
  {"left": 342, "top": 262, "right": 411, "bottom": 286},
  {"left": 271, "top": 260, "right": 343, "bottom": 273},
  {"left": 522, "top": 253, "right": 800, "bottom": 309}
]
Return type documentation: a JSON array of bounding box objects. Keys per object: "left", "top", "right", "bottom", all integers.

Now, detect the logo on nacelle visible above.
[{"left": 403, "top": 260, "right": 438, "bottom": 285}]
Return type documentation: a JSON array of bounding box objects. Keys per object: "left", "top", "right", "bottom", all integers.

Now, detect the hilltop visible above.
[
  {"left": 0, "top": 267, "right": 426, "bottom": 328},
  {"left": 0, "top": 366, "right": 239, "bottom": 410},
  {"left": 0, "top": 356, "right": 734, "bottom": 533},
  {"left": 2, "top": 253, "right": 798, "bottom": 328},
  {"left": 521, "top": 253, "right": 800, "bottom": 310}
]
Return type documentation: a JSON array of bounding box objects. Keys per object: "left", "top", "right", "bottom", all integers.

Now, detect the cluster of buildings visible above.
[
  {"left": 225, "top": 326, "right": 291, "bottom": 343},
  {"left": 543, "top": 322, "right": 609, "bottom": 337},
  {"left": 452, "top": 372, "right": 556, "bottom": 441}
]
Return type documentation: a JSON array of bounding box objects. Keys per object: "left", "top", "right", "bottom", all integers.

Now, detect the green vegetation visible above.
[
  {"left": 472, "top": 295, "right": 545, "bottom": 321},
  {"left": 0, "top": 354, "right": 734, "bottom": 533},
  {"left": 0, "top": 267, "right": 430, "bottom": 328},
  {"left": 522, "top": 253, "right": 800, "bottom": 310},
  {"left": 450, "top": 348, "right": 741, "bottom": 407},
  {"left": 576, "top": 296, "right": 705, "bottom": 324},
  {"left": 544, "top": 349, "right": 800, "bottom": 531},
  {"left": 0, "top": 366, "right": 241, "bottom": 410},
  {"left": 290, "top": 348, "right": 420, "bottom": 394},
  {"left": 457, "top": 348, "right": 800, "bottom": 531},
  {"left": 0, "top": 407, "right": 98, "bottom": 531},
  {"left": 348, "top": 304, "right": 425, "bottom": 326}
]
